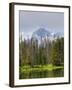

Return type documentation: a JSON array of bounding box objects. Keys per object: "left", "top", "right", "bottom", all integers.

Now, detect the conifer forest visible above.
[{"left": 19, "top": 34, "right": 64, "bottom": 79}]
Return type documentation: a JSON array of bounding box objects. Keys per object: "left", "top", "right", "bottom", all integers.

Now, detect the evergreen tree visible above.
[{"left": 50, "top": 37, "right": 64, "bottom": 66}]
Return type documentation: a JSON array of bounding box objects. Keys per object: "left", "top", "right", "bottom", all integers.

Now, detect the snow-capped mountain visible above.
[
  {"left": 32, "top": 28, "right": 50, "bottom": 39},
  {"left": 51, "top": 32, "right": 64, "bottom": 38},
  {"left": 20, "top": 28, "right": 64, "bottom": 44},
  {"left": 32, "top": 28, "right": 63, "bottom": 41}
]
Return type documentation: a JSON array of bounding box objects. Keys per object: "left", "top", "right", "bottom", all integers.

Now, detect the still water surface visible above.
[{"left": 20, "top": 68, "right": 64, "bottom": 79}]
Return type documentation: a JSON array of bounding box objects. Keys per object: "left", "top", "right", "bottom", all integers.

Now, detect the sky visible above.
[{"left": 19, "top": 10, "right": 64, "bottom": 39}]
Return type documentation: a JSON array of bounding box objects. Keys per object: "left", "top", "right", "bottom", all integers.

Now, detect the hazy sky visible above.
[{"left": 19, "top": 10, "right": 64, "bottom": 39}]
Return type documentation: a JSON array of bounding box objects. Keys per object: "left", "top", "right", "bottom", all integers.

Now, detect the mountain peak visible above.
[{"left": 32, "top": 28, "right": 50, "bottom": 39}]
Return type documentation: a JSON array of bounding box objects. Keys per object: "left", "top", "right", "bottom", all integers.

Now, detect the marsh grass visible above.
[{"left": 20, "top": 64, "right": 64, "bottom": 73}]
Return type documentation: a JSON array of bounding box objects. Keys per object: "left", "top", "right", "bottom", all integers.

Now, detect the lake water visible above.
[{"left": 19, "top": 68, "right": 64, "bottom": 79}]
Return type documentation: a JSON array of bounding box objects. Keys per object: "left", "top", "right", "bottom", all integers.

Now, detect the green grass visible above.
[{"left": 20, "top": 64, "right": 64, "bottom": 73}]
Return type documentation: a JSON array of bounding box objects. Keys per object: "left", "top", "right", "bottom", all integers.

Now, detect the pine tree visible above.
[{"left": 50, "top": 37, "right": 64, "bottom": 66}]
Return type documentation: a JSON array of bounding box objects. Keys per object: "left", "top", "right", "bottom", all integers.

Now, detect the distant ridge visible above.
[{"left": 32, "top": 28, "right": 63, "bottom": 40}]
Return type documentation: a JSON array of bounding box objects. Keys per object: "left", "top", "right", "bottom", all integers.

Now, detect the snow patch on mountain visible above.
[{"left": 20, "top": 28, "right": 64, "bottom": 43}]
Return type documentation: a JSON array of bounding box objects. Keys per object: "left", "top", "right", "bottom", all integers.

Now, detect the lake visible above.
[{"left": 19, "top": 68, "right": 64, "bottom": 79}]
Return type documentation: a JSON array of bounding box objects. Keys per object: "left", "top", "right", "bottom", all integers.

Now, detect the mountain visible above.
[
  {"left": 32, "top": 28, "right": 63, "bottom": 41},
  {"left": 19, "top": 28, "right": 64, "bottom": 43},
  {"left": 51, "top": 32, "right": 64, "bottom": 38},
  {"left": 32, "top": 28, "right": 50, "bottom": 39}
]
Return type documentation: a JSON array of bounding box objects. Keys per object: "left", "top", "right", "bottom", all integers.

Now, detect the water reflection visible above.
[{"left": 19, "top": 68, "right": 64, "bottom": 79}]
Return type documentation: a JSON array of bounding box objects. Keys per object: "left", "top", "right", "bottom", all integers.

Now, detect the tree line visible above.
[{"left": 19, "top": 36, "right": 64, "bottom": 67}]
